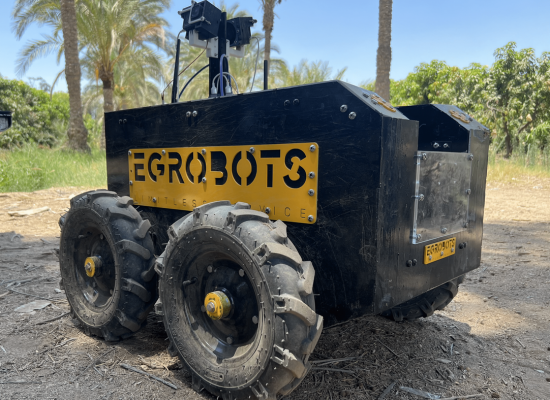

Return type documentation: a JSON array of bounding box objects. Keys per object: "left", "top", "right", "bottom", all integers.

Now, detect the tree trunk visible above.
[
  {"left": 503, "top": 118, "right": 513, "bottom": 158},
  {"left": 59, "top": 0, "right": 89, "bottom": 152},
  {"left": 100, "top": 75, "right": 115, "bottom": 150},
  {"left": 375, "top": 0, "right": 393, "bottom": 101},
  {"left": 262, "top": 0, "right": 276, "bottom": 62}
]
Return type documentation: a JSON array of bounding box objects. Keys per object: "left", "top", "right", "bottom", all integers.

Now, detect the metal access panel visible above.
[{"left": 412, "top": 151, "right": 472, "bottom": 244}]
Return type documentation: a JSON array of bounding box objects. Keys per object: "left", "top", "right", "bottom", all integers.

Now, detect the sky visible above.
[{"left": 2, "top": 0, "right": 550, "bottom": 93}]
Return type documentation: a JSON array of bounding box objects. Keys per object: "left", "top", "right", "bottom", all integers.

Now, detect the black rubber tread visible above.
[
  {"left": 381, "top": 277, "right": 462, "bottom": 322},
  {"left": 59, "top": 189, "right": 158, "bottom": 341},
  {"left": 158, "top": 202, "right": 323, "bottom": 400}
]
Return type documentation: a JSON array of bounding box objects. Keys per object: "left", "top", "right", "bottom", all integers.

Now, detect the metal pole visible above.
[
  {"left": 208, "top": 12, "right": 227, "bottom": 96},
  {"left": 171, "top": 38, "right": 181, "bottom": 103},
  {"left": 263, "top": 60, "right": 269, "bottom": 90}
]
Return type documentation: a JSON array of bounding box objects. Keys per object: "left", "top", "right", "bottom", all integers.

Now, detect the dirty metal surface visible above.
[{"left": 412, "top": 151, "right": 472, "bottom": 244}]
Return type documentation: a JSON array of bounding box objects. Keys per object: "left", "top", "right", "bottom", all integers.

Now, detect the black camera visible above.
[
  {"left": 226, "top": 17, "right": 255, "bottom": 47},
  {"left": 179, "top": 0, "right": 221, "bottom": 40}
]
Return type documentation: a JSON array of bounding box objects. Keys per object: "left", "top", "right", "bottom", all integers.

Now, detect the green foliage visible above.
[
  {"left": 0, "top": 78, "right": 70, "bottom": 148},
  {"left": 0, "top": 145, "right": 106, "bottom": 192},
  {"left": 381, "top": 42, "right": 550, "bottom": 157}
]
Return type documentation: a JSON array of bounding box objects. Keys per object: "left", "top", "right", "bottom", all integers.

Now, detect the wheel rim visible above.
[
  {"left": 183, "top": 248, "right": 260, "bottom": 358},
  {"left": 72, "top": 223, "right": 116, "bottom": 308}
]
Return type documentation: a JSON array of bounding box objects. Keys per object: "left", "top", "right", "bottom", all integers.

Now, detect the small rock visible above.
[
  {"left": 546, "top": 377, "right": 550, "bottom": 382},
  {"left": 491, "top": 393, "right": 500, "bottom": 398}
]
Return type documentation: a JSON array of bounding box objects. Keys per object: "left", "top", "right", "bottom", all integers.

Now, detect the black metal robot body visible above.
[{"left": 105, "top": 80, "right": 490, "bottom": 326}]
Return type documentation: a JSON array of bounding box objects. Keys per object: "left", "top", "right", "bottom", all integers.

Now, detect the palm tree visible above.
[
  {"left": 60, "top": 0, "right": 89, "bottom": 152},
  {"left": 375, "top": 0, "right": 392, "bottom": 101},
  {"left": 13, "top": 0, "right": 170, "bottom": 148},
  {"left": 259, "top": 0, "right": 283, "bottom": 63},
  {"left": 13, "top": 0, "right": 89, "bottom": 152},
  {"left": 273, "top": 60, "right": 346, "bottom": 88}
]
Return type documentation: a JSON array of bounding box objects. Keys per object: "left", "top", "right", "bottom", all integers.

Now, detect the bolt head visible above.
[
  {"left": 443, "top": 143, "right": 449, "bottom": 148},
  {"left": 309, "top": 145, "right": 316, "bottom": 152},
  {"left": 252, "top": 316, "right": 258, "bottom": 324},
  {"left": 412, "top": 259, "right": 417, "bottom": 266},
  {"left": 417, "top": 234, "right": 422, "bottom": 240},
  {"left": 340, "top": 105, "right": 348, "bottom": 112},
  {"left": 202, "top": 177, "right": 207, "bottom": 183},
  {"left": 429, "top": 255, "right": 432, "bottom": 260},
  {"left": 239, "top": 269, "right": 245, "bottom": 277},
  {"left": 422, "top": 153, "right": 427, "bottom": 160},
  {"left": 293, "top": 99, "right": 300, "bottom": 105},
  {"left": 308, "top": 189, "right": 315, "bottom": 196},
  {"left": 309, "top": 171, "right": 315, "bottom": 179},
  {"left": 207, "top": 265, "right": 213, "bottom": 273},
  {"left": 466, "top": 189, "right": 471, "bottom": 195},
  {"left": 123, "top": 119, "right": 127, "bottom": 124},
  {"left": 308, "top": 215, "right": 314, "bottom": 222},
  {"left": 284, "top": 100, "right": 290, "bottom": 107},
  {"left": 362, "top": 93, "right": 370, "bottom": 98},
  {"left": 201, "top": 149, "right": 206, "bottom": 155},
  {"left": 406, "top": 260, "right": 413, "bottom": 267},
  {"left": 152, "top": 197, "right": 157, "bottom": 203},
  {"left": 192, "top": 110, "right": 198, "bottom": 117},
  {"left": 433, "top": 142, "right": 440, "bottom": 149},
  {"left": 451, "top": 247, "right": 455, "bottom": 253},
  {"left": 419, "top": 194, "right": 425, "bottom": 201},
  {"left": 265, "top": 207, "right": 270, "bottom": 214},
  {"left": 162, "top": 149, "right": 166, "bottom": 155},
  {"left": 206, "top": 302, "right": 216, "bottom": 313},
  {"left": 226, "top": 336, "right": 234, "bottom": 345},
  {"left": 129, "top": 180, "right": 133, "bottom": 186},
  {"left": 349, "top": 112, "right": 357, "bottom": 120},
  {"left": 468, "top": 154, "right": 474, "bottom": 161},
  {"left": 440, "top": 251, "right": 444, "bottom": 256},
  {"left": 186, "top": 111, "right": 191, "bottom": 118},
  {"left": 128, "top": 150, "right": 132, "bottom": 156},
  {"left": 249, "top": 147, "right": 255, "bottom": 154},
  {"left": 441, "top": 227, "right": 447, "bottom": 234}
]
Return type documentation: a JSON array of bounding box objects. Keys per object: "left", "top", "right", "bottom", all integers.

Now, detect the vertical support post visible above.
[
  {"left": 171, "top": 38, "right": 181, "bottom": 103},
  {"left": 208, "top": 12, "right": 227, "bottom": 96},
  {"left": 263, "top": 60, "right": 269, "bottom": 90}
]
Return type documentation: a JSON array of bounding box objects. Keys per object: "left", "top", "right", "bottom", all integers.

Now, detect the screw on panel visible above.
[
  {"left": 416, "top": 234, "right": 422, "bottom": 240},
  {"left": 162, "top": 149, "right": 166, "bottom": 155},
  {"left": 202, "top": 177, "right": 207, "bottom": 183},
  {"left": 186, "top": 111, "right": 191, "bottom": 118},
  {"left": 129, "top": 181, "right": 133, "bottom": 186},
  {"left": 466, "top": 189, "right": 471, "bottom": 195},
  {"left": 201, "top": 149, "right": 206, "bottom": 155},
  {"left": 308, "top": 215, "right": 314, "bottom": 222},
  {"left": 123, "top": 119, "right": 127, "bottom": 124},
  {"left": 309, "top": 145, "right": 316, "bottom": 152},
  {"left": 128, "top": 150, "right": 132, "bottom": 156},
  {"left": 468, "top": 154, "right": 474, "bottom": 161},
  {"left": 308, "top": 189, "right": 315, "bottom": 196},
  {"left": 441, "top": 227, "right": 448, "bottom": 234},
  {"left": 412, "top": 259, "right": 417, "bottom": 266},
  {"left": 152, "top": 197, "right": 157, "bottom": 203},
  {"left": 264, "top": 207, "right": 271, "bottom": 214},
  {"left": 207, "top": 265, "right": 213, "bottom": 273},
  {"left": 362, "top": 93, "right": 370, "bottom": 98},
  {"left": 463, "top": 222, "right": 468, "bottom": 228},
  {"left": 440, "top": 251, "right": 444, "bottom": 256},
  {"left": 340, "top": 105, "right": 348, "bottom": 112},
  {"left": 429, "top": 255, "right": 432, "bottom": 261},
  {"left": 119, "top": 119, "right": 122, "bottom": 124},
  {"left": 451, "top": 247, "right": 455, "bottom": 253},
  {"left": 433, "top": 142, "right": 440, "bottom": 149},
  {"left": 349, "top": 112, "right": 357, "bottom": 120},
  {"left": 371, "top": 99, "right": 379, "bottom": 105},
  {"left": 249, "top": 147, "right": 255, "bottom": 154},
  {"left": 422, "top": 153, "right": 427, "bottom": 160},
  {"left": 406, "top": 260, "right": 413, "bottom": 267},
  {"left": 284, "top": 100, "right": 291, "bottom": 107},
  {"left": 192, "top": 110, "right": 198, "bottom": 117},
  {"left": 417, "top": 194, "right": 425, "bottom": 201},
  {"left": 293, "top": 99, "right": 300, "bottom": 105},
  {"left": 309, "top": 172, "right": 315, "bottom": 179},
  {"left": 443, "top": 143, "right": 449, "bottom": 148}
]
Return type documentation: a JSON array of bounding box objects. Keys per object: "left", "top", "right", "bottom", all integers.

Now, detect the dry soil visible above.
[{"left": 0, "top": 183, "right": 549, "bottom": 400}]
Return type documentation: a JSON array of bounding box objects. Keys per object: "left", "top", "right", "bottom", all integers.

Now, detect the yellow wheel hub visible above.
[
  {"left": 204, "top": 291, "right": 231, "bottom": 320},
  {"left": 84, "top": 256, "right": 100, "bottom": 278}
]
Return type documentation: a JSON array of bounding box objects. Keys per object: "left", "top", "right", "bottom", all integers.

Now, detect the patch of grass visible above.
[
  {"left": 0, "top": 145, "right": 107, "bottom": 192},
  {"left": 487, "top": 146, "right": 550, "bottom": 185}
]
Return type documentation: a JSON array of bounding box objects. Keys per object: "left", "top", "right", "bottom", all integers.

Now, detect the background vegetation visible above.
[{"left": 2, "top": 1, "right": 550, "bottom": 192}]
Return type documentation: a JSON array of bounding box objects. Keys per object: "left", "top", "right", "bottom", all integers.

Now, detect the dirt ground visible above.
[{"left": 0, "top": 183, "right": 549, "bottom": 400}]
